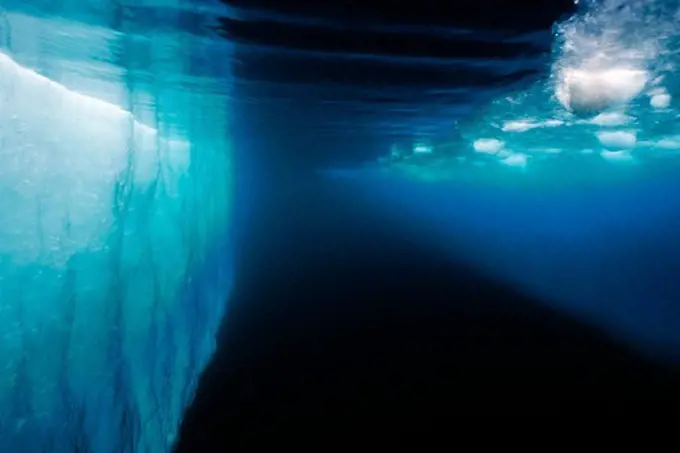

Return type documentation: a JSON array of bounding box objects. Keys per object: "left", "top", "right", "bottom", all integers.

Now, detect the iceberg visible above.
[{"left": 0, "top": 6, "right": 232, "bottom": 453}]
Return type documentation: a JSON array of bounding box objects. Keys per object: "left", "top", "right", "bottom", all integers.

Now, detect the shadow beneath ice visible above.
[{"left": 174, "top": 176, "right": 680, "bottom": 449}]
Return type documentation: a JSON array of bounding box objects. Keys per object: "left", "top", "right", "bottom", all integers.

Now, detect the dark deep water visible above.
[{"left": 175, "top": 0, "right": 680, "bottom": 446}]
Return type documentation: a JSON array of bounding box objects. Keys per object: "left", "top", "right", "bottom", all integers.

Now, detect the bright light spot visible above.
[
  {"left": 596, "top": 130, "right": 637, "bottom": 149},
  {"left": 413, "top": 143, "right": 433, "bottom": 154}
]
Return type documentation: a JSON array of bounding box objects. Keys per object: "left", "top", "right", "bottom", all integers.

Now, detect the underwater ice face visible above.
[
  {"left": 0, "top": 7, "right": 232, "bottom": 453},
  {"left": 0, "top": 51, "right": 191, "bottom": 266}
]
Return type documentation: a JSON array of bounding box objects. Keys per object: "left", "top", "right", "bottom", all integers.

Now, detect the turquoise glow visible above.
[{"left": 0, "top": 3, "right": 232, "bottom": 452}]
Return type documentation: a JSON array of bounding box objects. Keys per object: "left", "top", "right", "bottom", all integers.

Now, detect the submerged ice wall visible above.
[{"left": 0, "top": 5, "right": 232, "bottom": 453}]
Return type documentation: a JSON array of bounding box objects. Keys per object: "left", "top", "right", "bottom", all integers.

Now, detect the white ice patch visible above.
[
  {"left": 650, "top": 137, "right": 680, "bottom": 150},
  {"left": 596, "top": 130, "right": 637, "bottom": 149},
  {"left": 0, "top": 51, "right": 190, "bottom": 265},
  {"left": 543, "top": 119, "right": 566, "bottom": 129},
  {"left": 501, "top": 153, "right": 529, "bottom": 168},
  {"left": 601, "top": 150, "right": 634, "bottom": 163},
  {"left": 650, "top": 91, "right": 671, "bottom": 109},
  {"left": 556, "top": 68, "right": 649, "bottom": 115},
  {"left": 501, "top": 119, "right": 563, "bottom": 132},
  {"left": 588, "top": 112, "right": 632, "bottom": 126},
  {"left": 501, "top": 120, "right": 535, "bottom": 132},
  {"left": 473, "top": 138, "right": 504, "bottom": 154}
]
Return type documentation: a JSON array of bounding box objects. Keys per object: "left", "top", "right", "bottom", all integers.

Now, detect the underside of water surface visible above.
[
  {"left": 346, "top": 1, "right": 680, "bottom": 360},
  {"left": 0, "top": 1, "right": 233, "bottom": 452},
  {"left": 373, "top": 1, "right": 680, "bottom": 182}
]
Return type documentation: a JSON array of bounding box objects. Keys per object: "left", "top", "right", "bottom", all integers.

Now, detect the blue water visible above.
[
  {"left": 2, "top": 0, "right": 680, "bottom": 450},
  {"left": 0, "top": 1, "right": 233, "bottom": 452},
  {"left": 332, "top": 0, "right": 680, "bottom": 361}
]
